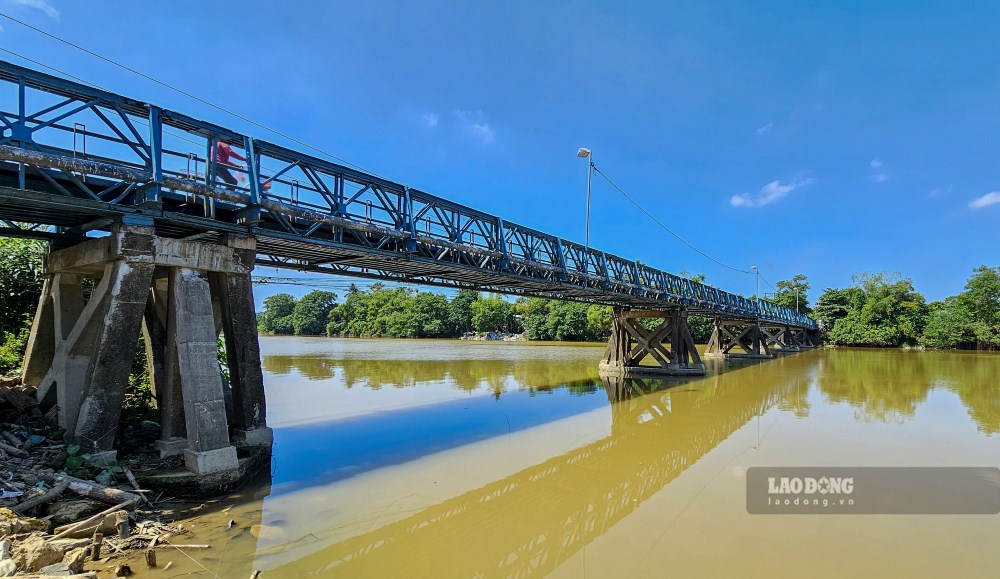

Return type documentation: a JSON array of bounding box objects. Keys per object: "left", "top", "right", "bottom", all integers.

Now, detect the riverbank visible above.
[
  {"left": 0, "top": 378, "right": 255, "bottom": 578},
  {"left": 460, "top": 331, "right": 526, "bottom": 341}
]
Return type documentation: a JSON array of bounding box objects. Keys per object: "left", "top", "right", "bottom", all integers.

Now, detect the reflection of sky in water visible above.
[{"left": 269, "top": 380, "right": 605, "bottom": 496}]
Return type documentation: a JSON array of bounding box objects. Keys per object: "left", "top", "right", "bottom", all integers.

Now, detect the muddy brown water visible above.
[{"left": 125, "top": 338, "right": 1000, "bottom": 578}]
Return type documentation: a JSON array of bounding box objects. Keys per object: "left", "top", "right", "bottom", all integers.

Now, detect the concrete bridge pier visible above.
[
  {"left": 599, "top": 307, "right": 705, "bottom": 377},
  {"left": 20, "top": 222, "right": 271, "bottom": 479},
  {"left": 704, "top": 319, "right": 773, "bottom": 359}
]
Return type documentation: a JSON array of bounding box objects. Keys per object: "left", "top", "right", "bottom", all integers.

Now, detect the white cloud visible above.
[
  {"left": 3, "top": 0, "right": 60, "bottom": 19},
  {"left": 453, "top": 109, "right": 495, "bottom": 144},
  {"left": 869, "top": 158, "right": 888, "bottom": 182},
  {"left": 969, "top": 192, "right": 1000, "bottom": 209},
  {"left": 730, "top": 178, "right": 813, "bottom": 208},
  {"left": 421, "top": 113, "right": 439, "bottom": 127},
  {"left": 756, "top": 122, "right": 773, "bottom": 136}
]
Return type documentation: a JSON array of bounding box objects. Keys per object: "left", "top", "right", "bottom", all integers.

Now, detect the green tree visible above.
[
  {"left": 447, "top": 290, "right": 480, "bottom": 335},
  {"left": 813, "top": 287, "right": 861, "bottom": 330},
  {"left": 471, "top": 295, "right": 517, "bottom": 333},
  {"left": 258, "top": 293, "right": 297, "bottom": 334},
  {"left": 687, "top": 316, "right": 714, "bottom": 343},
  {"left": 586, "top": 305, "right": 613, "bottom": 341},
  {"left": 828, "top": 272, "right": 927, "bottom": 347},
  {"left": 957, "top": 265, "right": 1000, "bottom": 349},
  {"left": 0, "top": 237, "right": 46, "bottom": 335},
  {"left": 772, "top": 274, "right": 812, "bottom": 314},
  {"left": 292, "top": 290, "right": 338, "bottom": 335},
  {"left": 520, "top": 298, "right": 552, "bottom": 340},
  {"left": 921, "top": 297, "right": 974, "bottom": 348},
  {"left": 545, "top": 301, "right": 591, "bottom": 341}
]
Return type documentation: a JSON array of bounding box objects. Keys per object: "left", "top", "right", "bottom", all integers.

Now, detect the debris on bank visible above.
[
  {"left": 0, "top": 378, "right": 230, "bottom": 578},
  {"left": 460, "top": 331, "right": 526, "bottom": 341}
]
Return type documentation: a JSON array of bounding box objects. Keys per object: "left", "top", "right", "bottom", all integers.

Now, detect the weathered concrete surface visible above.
[
  {"left": 75, "top": 249, "right": 156, "bottom": 451},
  {"left": 20, "top": 276, "right": 54, "bottom": 387},
  {"left": 153, "top": 436, "right": 187, "bottom": 458},
  {"left": 159, "top": 273, "right": 187, "bottom": 442},
  {"left": 167, "top": 267, "right": 237, "bottom": 472},
  {"left": 141, "top": 280, "right": 168, "bottom": 410},
  {"left": 183, "top": 445, "right": 240, "bottom": 475},
  {"left": 212, "top": 237, "right": 271, "bottom": 447},
  {"left": 44, "top": 228, "right": 252, "bottom": 275},
  {"left": 25, "top": 223, "right": 268, "bottom": 479}
]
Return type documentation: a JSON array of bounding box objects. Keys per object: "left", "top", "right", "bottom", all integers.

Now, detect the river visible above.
[{"left": 143, "top": 338, "right": 1000, "bottom": 578}]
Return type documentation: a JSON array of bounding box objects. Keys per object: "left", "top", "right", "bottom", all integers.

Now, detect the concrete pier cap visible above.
[{"left": 22, "top": 222, "right": 271, "bottom": 487}]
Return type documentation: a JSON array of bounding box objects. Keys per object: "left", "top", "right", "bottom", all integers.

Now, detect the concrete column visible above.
[
  {"left": 155, "top": 271, "right": 188, "bottom": 457},
  {"left": 167, "top": 267, "right": 239, "bottom": 475},
  {"left": 216, "top": 234, "right": 271, "bottom": 447},
  {"left": 74, "top": 256, "right": 156, "bottom": 454},
  {"left": 141, "top": 284, "right": 168, "bottom": 407},
  {"left": 215, "top": 271, "right": 272, "bottom": 447},
  {"left": 21, "top": 276, "right": 54, "bottom": 388}
]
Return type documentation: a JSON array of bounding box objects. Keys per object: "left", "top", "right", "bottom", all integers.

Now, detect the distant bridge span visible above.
[{"left": 0, "top": 61, "right": 818, "bottom": 480}]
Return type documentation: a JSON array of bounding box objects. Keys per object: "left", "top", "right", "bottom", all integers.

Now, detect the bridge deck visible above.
[{"left": 0, "top": 60, "right": 815, "bottom": 328}]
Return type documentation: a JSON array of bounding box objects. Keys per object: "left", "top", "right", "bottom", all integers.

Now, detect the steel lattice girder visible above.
[{"left": 0, "top": 59, "right": 816, "bottom": 329}]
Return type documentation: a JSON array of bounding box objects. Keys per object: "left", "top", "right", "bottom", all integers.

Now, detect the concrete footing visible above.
[
  {"left": 234, "top": 427, "right": 274, "bottom": 447},
  {"left": 21, "top": 222, "right": 272, "bottom": 485},
  {"left": 184, "top": 446, "right": 240, "bottom": 475},
  {"left": 154, "top": 437, "right": 188, "bottom": 458}
]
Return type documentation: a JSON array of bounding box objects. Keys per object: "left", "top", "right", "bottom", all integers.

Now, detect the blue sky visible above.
[{"left": 3, "top": 0, "right": 999, "bottom": 305}]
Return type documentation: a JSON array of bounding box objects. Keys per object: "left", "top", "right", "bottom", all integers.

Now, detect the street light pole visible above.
[
  {"left": 577, "top": 148, "right": 593, "bottom": 247},
  {"left": 751, "top": 265, "right": 759, "bottom": 302}
]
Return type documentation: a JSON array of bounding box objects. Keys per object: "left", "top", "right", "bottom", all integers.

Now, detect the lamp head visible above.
[{"left": 577, "top": 148, "right": 592, "bottom": 158}]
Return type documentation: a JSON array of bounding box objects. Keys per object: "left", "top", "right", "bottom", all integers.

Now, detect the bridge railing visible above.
[{"left": 0, "top": 60, "right": 817, "bottom": 330}]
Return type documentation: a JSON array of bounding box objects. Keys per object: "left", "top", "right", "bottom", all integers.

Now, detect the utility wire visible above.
[
  {"left": 591, "top": 165, "right": 755, "bottom": 275},
  {"left": 757, "top": 271, "right": 777, "bottom": 292},
  {"left": 0, "top": 47, "right": 314, "bottom": 181},
  {"left": 0, "top": 12, "right": 383, "bottom": 178}
]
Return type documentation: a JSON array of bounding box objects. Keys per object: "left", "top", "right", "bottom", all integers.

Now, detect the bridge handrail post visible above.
[
  {"left": 238, "top": 136, "right": 263, "bottom": 225},
  {"left": 599, "top": 252, "right": 611, "bottom": 285},
  {"left": 629, "top": 261, "right": 642, "bottom": 291},
  {"left": 496, "top": 218, "right": 510, "bottom": 270},
  {"left": 138, "top": 105, "right": 162, "bottom": 206},
  {"left": 554, "top": 238, "right": 570, "bottom": 280},
  {"left": 402, "top": 187, "right": 418, "bottom": 252},
  {"left": 17, "top": 76, "right": 26, "bottom": 188}
]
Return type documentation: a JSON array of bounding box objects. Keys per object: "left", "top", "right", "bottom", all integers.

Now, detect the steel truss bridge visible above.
[{"left": 0, "top": 60, "right": 815, "bottom": 329}]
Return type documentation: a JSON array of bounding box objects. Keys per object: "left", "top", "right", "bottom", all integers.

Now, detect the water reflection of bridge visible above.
[{"left": 265, "top": 365, "right": 809, "bottom": 578}]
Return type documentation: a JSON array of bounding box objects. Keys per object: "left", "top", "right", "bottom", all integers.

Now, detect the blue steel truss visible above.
[{"left": 0, "top": 60, "right": 816, "bottom": 329}]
